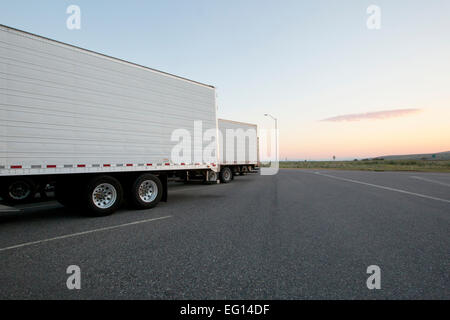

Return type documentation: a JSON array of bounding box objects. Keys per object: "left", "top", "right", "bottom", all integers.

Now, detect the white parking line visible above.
[
  {"left": 411, "top": 176, "right": 450, "bottom": 187},
  {"left": 314, "top": 172, "right": 450, "bottom": 204},
  {"left": 0, "top": 215, "right": 172, "bottom": 253}
]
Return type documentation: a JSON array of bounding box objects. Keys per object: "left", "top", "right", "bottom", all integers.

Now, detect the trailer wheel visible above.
[
  {"left": 1, "top": 178, "right": 36, "bottom": 204},
  {"left": 130, "top": 174, "right": 162, "bottom": 209},
  {"left": 219, "top": 167, "right": 232, "bottom": 183},
  {"left": 85, "top": 176, "right": 123, "bottom": 216},
  {"left": 204, "top": 170, "right": 218, "bottom": 184}
]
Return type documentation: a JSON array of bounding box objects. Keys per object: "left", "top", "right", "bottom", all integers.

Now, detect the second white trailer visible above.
[{"left": 216, "top": 119, "right": 259, "bottom": 183}]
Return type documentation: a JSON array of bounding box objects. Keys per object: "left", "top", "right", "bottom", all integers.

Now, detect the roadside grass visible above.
[{"left": 273, "top": 160, "right": 450, "bottom": 172}]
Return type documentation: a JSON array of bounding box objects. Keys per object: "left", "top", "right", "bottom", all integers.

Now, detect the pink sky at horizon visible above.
[{"left": 278, "top": 107, "right": 450, "bottom": 160}]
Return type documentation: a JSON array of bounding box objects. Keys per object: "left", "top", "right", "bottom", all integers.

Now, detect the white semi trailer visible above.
[
  {"left": 215, "top": 119, "right": 259, "bottom": 183},
  {"left": 0, "top": 25, "right": 220, "bottom": 215}
]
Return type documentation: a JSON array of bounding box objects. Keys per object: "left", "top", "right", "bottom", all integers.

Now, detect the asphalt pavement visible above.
[{"left": 0, "top": 169, "right": 448, "bottom": 299}]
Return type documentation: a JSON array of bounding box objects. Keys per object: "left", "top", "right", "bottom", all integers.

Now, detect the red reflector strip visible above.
[
  {"left": 181, "top": 163, "right": 186, "bottom": 166},
  {"left": 126, "top": 164, "right": 133, "bottom": 167},
  {"left": 11, "top": 165, "right": 22, "bottom": 169},
  {"left": 47, "top": 165, "right": 56, "bottom": 168},
  {"left": 147, "top": 164, "right": 152, "bottom": 166},
  {"left": 77, "top": 165, "right": 86, "bottom": 168},
  {"left": 103, "top": 164, "right": 111, "bottom": 167},
  {"left": 165, "top": 163, "right": 170, "bottom": 166}
]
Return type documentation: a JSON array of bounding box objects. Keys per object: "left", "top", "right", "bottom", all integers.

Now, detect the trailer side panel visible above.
[{"left": 0, "top": 25, "right": 218, "bottom": 177}]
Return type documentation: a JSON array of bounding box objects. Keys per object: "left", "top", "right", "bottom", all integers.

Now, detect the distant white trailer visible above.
[
  {"left": 216, "top": 119, "right": 259, "bottom": 183},
  {"left": 0, "top": 24, "right": 219, "bottom": 215}
]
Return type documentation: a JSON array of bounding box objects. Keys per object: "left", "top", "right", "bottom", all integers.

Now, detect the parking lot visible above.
[{"left": 0, "top": 170, "right": 449, "bottom": 299}]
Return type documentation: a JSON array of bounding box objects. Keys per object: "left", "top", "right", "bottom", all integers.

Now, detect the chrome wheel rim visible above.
[
  {"left": 8, "top": 181, "right": 31, "bottom": 200},
  {"left": 138, "top": 180, "right": 158, "bottom": 203},
  {"left": 92, "top": 183, "right": 117, "bottom": 209},
  {"left": 223, "top": 170, "right": 231, "bottom": 181},
  {"left": 208, "top": 171, "right": 217, "bottom": 181}
]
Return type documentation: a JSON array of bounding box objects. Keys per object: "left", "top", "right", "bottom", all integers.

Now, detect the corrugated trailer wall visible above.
[
  {"left": 0, "top": 25, "right": 218, "bottom": 176},
  {"left": 218, "top": 119, "right": 258, "bottom": 166}
]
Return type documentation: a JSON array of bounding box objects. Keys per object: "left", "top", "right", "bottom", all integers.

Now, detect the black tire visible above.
[
  {"left": 0, "top": 178, "right": 36, "bottom": 204},
  {"left": 84, "top": 176, "right": 123, "bottom": 216},
  {"left": 129, "top": 174, "right": 163, "bottom": 209},
  {"left": 219, "top": 167, "right": 233, "bottom": 183}
]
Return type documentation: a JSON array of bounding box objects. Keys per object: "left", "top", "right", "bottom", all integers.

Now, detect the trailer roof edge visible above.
[
  {"left": 0, "top": 24, "right": 216, "bottom": 90},
  {"left": 218, "top": 118, "right": 258, "bottom": 127}
]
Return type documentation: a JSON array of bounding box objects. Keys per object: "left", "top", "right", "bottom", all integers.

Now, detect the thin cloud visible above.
[{"left": 321, "top": 108, "right": 422, "bottom": 122}]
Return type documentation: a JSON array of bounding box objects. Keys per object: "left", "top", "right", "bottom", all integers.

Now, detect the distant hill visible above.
[{"left": 374, "top": 151, "right": 450, "bottom": 161}]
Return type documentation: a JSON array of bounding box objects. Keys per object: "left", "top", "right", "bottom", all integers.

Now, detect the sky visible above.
[{"left": 1, "top": 0, "right": 449, "bottom": 160}]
